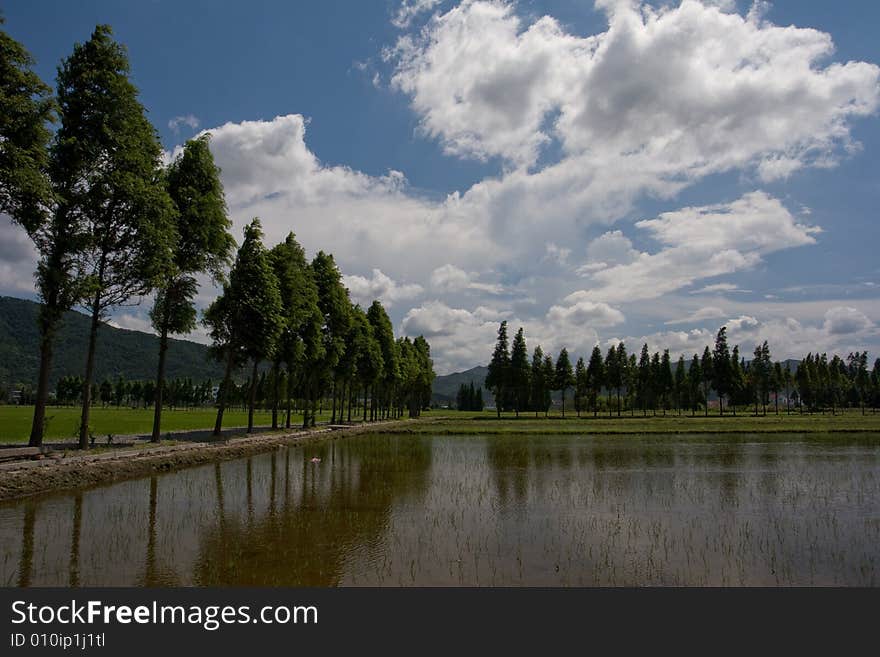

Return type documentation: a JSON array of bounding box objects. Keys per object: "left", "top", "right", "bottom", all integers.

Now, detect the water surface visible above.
[{"left": 2, "top": 433, "right": 878, "bottom": 586}]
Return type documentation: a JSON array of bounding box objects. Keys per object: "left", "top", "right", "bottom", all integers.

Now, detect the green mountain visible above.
[
  {"left": 432, "top": 365, "right": 490, "bottom": 406},
  {"left": 0, "top": 296, "right": 225, "bottom": 389}
]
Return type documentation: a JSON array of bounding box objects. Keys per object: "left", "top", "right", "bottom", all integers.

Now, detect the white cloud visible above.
[
  {"left": 392, "top": 0, "right": 445, "bottom": 29},
  {"left": 390, "top": 0, "right": 879, "bottom": 177},
  {"left": 168, "top": 114, "right": 200, "bottom": 133},
  {"left": 823, "top": 306, "right": 872, "bottom": 335},
  {"left": 690, "top": 282, "right": 745, "bottom": 294},
  {"left": 579, "top": 192, "right": 819, "bottom": 303},
  {"left": 342, "top": 268, "right": 423, "bottom": 307},
  {"left": 665, "top": 306, "right": 726, "bottom": 325},
  {"left": 429, "top": 264, "right": 504, "bottom": 294}
]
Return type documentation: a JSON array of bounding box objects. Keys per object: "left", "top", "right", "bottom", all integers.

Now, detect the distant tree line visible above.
[
  {"left": 485, "top": 322, "right": 880, "bottom": 418},
  {"left": 0, "top": 23, "right": 434, "bottom": 447},
  {"left": 456, "top": 382, "right": 485, "bottom": 412}
]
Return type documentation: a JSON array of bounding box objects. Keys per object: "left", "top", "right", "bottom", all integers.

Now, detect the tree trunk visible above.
[
  {"left": 151, "top": 325, "right": 170, "bottom": 443},
  {"left": 247, "top": 359, "right": 259, "bottom": 433},
  {"left": 78, "top": 291, "right": 103, "bottom": 449},
  {"left": 214, "top": 349, "right": 235, "bottom": 436},
  {"left": 271, "top": 361, "right": 280, "bottom": 430},
  {"left": 331, "top": 378, "right": 337, "bottom": 424},
  {"left": 29, "top": 330, "right": 53, "bottom": 447},
  {"left": 363, "top": 385, "right": 369, "bottom": 423}
]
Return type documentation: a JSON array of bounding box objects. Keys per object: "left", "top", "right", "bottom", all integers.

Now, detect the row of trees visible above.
[
  {"left": 456, "top": 382, "right": 485, "bottom": 412},
  {"left": 54, "top": 375, "right": 216, "bottom": 410},
  {"left": 485, "top": 322, "right": 880, "bottom": 418},
  {"left": 204, "top": 220, "right": 435, "bottom": 436},
  {"left": 0, "top": 22, "right": 434, "bottom": 447}
]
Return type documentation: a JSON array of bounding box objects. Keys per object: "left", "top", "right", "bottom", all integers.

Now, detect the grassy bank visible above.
[
  {"left": 378, "top": 409, "right": 880, "bottom": 435},
  {"left": 0, "top": 405, "right": 330, "bottom": 443}
]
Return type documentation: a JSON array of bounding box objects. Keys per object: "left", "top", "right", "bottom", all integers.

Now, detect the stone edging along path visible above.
[{"left": 0, "top": 420, "right": 411, "bottom": 503}]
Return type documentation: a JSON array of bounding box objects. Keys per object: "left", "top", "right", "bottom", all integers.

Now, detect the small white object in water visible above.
[{"left": 310, "top": 457, "right": 321, "bottom": 464}]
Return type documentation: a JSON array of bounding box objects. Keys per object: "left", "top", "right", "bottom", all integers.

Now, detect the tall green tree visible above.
[
  {"left": 509, "top": 327, "right": 530, "bottom": 417},
  {"left": 574, "top": 356, "right": 587, "bottom": 418},
  {"left": 659, "top": 349, "right": 673, "bottom": 416},
  {"left": 615, "top": 342, "right": 629, "bottom": 417},
  {"left": 1, "top": 20, "right": 58, "bottom": 446},
  {"left": 637, "top": 344, "right": 651, "bottom": 416},
  {"left": 604, "top": 345, "right": 619, "bottom": 418},
  {"left": 541, "top": 354, "right": 554, "bottom": 417},
  {"left": 688, "top": 354, "right": 702, "bottom": 416},
  {"left": 150, "top": 134, "right": 234, "bottom": 442},
  {"left": 712, "top": 327, "right": 732, "bottom": 416},
  {"left": 700, "top": 346, "right": 714, "bottom": 417},
  {"left": 586, "top": 346, "right": 605, "bottom": 418},
  {"left": 529, "top": 345, "right": 545, "bottom": 418},
  {"left": 485, "top": 321, "right": 510, "bottom": 418},
  {"left": 555, "top": 347, "right": 574, "bottom": 418},
  {"left": 674, "top": 355, "right": 687, "bottom": 416},
  {"left": 367, "top": 300, "right": 398, "bottom": 421},
  {"left": 0, "top": 17, "right": 53, "bottom": 226},
  {"left": 310, "top": 252, "right": 351, "bottom": 427},
  {"left": 268, "top": 232, "right": 322, "bottom": 429},
  {"left": 53, "top": 26, "right": 177, "bottom": 448},
  {"left": 206, "top": 219, "right": 283, "bottom": 435}
]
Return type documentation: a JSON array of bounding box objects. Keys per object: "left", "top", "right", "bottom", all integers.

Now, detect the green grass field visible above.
[
  {"left": 0, "top": 405, "right": 329, "bottom": 443},
  {"left": 388, "top": 408, "right": 880, "bottom": 435}
]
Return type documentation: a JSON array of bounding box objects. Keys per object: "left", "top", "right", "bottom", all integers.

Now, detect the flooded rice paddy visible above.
[{"left": 2, "top": 433, "right": 879, "bottom": 586}]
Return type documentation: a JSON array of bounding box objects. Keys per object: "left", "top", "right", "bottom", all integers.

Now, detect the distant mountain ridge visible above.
[
  {"left": 0, "top": 296, "right": 225, "bottom": 389},
  {"left": 432, "top": 365, "right": 491, "bottom": 406}
]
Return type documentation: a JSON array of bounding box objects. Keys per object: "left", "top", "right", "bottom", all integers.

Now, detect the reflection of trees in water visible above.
[
  {"left": 17, "top": 501, "right": 37, "bottom": 587},
  {"left": 137, "top": 476, "right": 179, "bottom": 586},
  {"left": 193, "top": 435, "right": 433, "bottom": 586},
  {"left": 69, "top": 493, "right": 82, "bottom": 587}
]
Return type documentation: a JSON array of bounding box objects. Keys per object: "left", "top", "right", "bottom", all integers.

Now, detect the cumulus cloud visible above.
[
  {"left": 429, "top": 264, "right": 504, "bottom": 294},
  {"left": 392, "top": 0, "right": 444, "bottom": 28},
  {"left": 578, "top": 192, "right": 820, "bottom": 303},
  {"left": 390, "top": 0, "right": 879, "bottom": 176},
  {"left": 823, "top": 306, "right": 872, "bottom": 335},
  {"left": 168, "top": 114, "right": 200, "bottom": 133},
  {"left": 342, "top": 268, "right": 424, "bottom": 307}
]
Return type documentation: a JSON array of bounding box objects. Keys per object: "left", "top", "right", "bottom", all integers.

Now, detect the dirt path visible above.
[{"left": 0, "top": 420, "right": 411, "bottom": 502}]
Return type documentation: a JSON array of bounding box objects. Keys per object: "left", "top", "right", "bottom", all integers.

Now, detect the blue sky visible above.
[{"left": 2, "top": 1, "right": 879, "bottom": 372}]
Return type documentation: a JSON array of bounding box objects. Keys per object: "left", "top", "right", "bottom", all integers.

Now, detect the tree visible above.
[
  {"left": 367, "top": 301, "right": 398, "bottom": 421},
  {"left": 1, "top": 25, "right": 73, "bottom": 447},
  {"left": 659, "top": 349, "right": 673, "bottom": 416},
  {"left": 52, "top": 26, "right": 177, "bottom": 448},
  {"left": 269, "top": 232, "right": 322, "bottom": 429},
  {"left": 541, "top": 355, "right": 555, "bottom": 417},
  {"left": 650, "top": 351, "right": 661, "bottom": 415},
  {"left": 586, "top": 346, "right": 605, "bottom": 418},
  {"left": 150, "top": 134, "right": 234, "bottom": 442},
  {"left": 0, "top": 18, "right": 54, "bottom": 224},
  {"left": 509, "top": 328, "right": 530, "bottom": 417},
  {"left": 574, "top": 357, "right": 587, "bottom": 418},
  {"left": 701, "top": 346, "right": 714, "bottom": 417},
  {"left": 615, "top": 342, "right": 629, "bottom": 417},
  {"left": 205, "top": 219, "right": 282, "bottom": 435},
  {"left": 712, "top": 327, "right": 732, "bottom": 416},
  {"left": 674, "top": 356, "right": 686, "bottom": 416},
  {"left": 729, "top": 346, "right": 744, "bottom": 416},
  {"left": 310, "top": 252, "right": 351, "bottom": 427},
  {"left": 555, "top": 348, "right": 574, "bottom": 418},
  {"left": 529, "top": 346, "right": 545, "bottom": 418},
  {"left": 637, "top": 344, "right": 651, "bottom": 416},
  {"left": 485, "top": 322, "right": 510, "bottom": 418},
  {"left": 604, "top": 345, "right": 618, "bottom": 417},
  {"left": 351, "top": 305, "right": 383, "bottom": 422},
  {"left": 688, "top": 354, "right": 702, "bottom": 416}
]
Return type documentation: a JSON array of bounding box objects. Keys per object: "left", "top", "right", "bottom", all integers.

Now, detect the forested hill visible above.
[
  {"left": 432, "top": 365, "right": 491, "bottom": 406},
  {"left": 0, "top": 296, "right": 225, "bottom": 389}
]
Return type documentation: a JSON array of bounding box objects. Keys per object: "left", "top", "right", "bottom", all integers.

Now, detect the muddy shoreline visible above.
[{"left": 0, "top": 420, "right": 409, "bottom": 502}]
